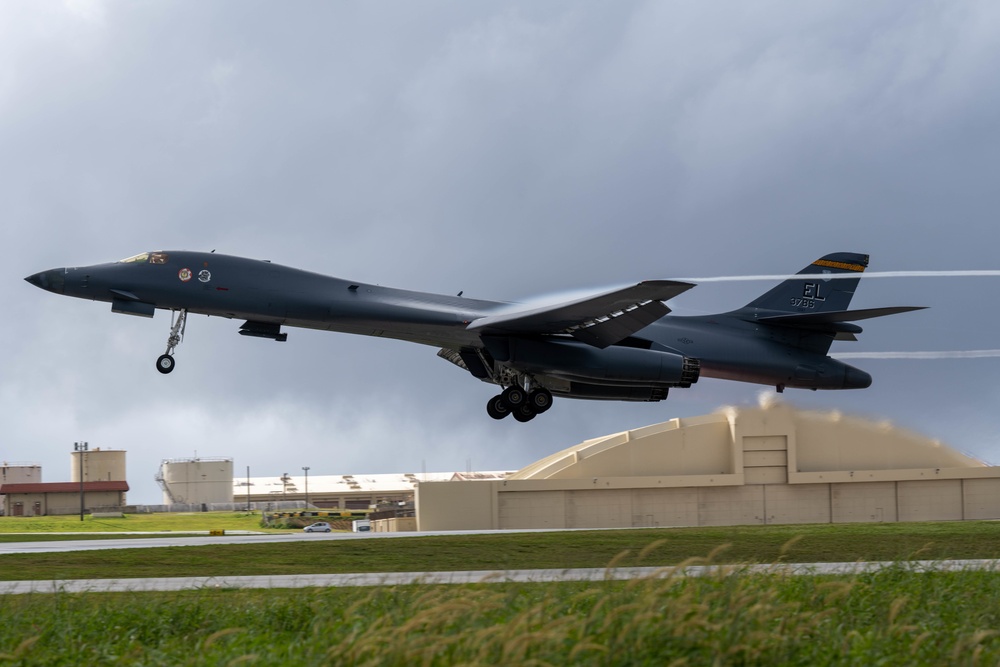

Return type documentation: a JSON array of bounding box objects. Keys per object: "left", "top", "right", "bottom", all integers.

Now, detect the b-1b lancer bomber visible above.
[{"left": 25, "top": 251, "right": 923, "bottom": 422}]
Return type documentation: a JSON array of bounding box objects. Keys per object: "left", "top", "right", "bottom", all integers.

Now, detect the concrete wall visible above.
[
  {"left": 416, "top": 479, "right": 498, "bottom": 531},
  {"left": 419, "top": 477, "right": 1000, "bottom": 530}
]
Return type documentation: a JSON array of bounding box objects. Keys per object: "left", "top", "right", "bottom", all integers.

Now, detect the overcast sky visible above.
[{"left": 3, "top": 1, "right": 1000, "bottom": 504}]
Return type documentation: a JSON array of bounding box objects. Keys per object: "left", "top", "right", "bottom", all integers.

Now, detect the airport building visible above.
[
  {"left": 234, "top": 471, "right": 509, "bottom": 510},
  {"left": 0, "top": 481, "right": 129, "bottom": 517},
  {"left": 0, "top": 463, "right": 43, "bottom": 516},
  {"left": 9, "top": 401, "right": 998, "bottom": 527},
  {"left": 0, "top": 449, "right": 129, "bottom": 517},
  {"left": 416, "top": 401, "right": 1000, "bottom": 530}
]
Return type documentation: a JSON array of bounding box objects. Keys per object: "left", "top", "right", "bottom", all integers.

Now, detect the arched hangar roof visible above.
[{"left": 510, "top": 400, "right": 983, "bottom": 481}]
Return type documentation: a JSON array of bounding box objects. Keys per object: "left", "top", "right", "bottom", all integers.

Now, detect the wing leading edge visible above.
[{"left": 467, "top": 280, "right": 695, "bottom": 349}]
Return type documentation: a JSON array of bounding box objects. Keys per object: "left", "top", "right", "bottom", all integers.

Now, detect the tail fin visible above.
[{"left": 746, "top": 252, "right": 869, "bottom": 313}]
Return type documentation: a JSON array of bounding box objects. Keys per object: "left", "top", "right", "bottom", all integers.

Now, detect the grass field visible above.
[
  {"left": 4, "top": 516, "right": 1000, "bottom": 664},
  {"left": 0, "top": 511, "right": 279, "bottom": 535},
  {"left": 3, "top": 566, "right": 1000, "bottom": 664},
  {"left": 3, "top": 518, "right": 1000, "bottom": 581}
]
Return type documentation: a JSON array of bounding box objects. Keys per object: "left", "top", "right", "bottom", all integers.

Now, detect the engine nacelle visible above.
[{"left": 484, "top": 337, "right": 700, "bottom": 387}]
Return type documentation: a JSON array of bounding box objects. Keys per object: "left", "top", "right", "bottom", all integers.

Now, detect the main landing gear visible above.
[
  {"left": 155, "top": 309, "right": 187, "bottom": 375},
  {"left": 486, "top": 385, "right": 553, "bottom": 422}
]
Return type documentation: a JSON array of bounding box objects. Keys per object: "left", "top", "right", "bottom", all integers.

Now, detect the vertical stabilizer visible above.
[{"left": 746, "top": 252, "right": 868, "bottom": 313}]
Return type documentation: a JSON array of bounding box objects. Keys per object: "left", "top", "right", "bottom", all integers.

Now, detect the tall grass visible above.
[{"left": 3, "top": 563, "right": 1000, "bottom": 665}]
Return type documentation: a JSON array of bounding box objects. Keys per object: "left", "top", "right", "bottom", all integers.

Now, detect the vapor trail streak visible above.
[
  {"left": 831, "top": 350, "right": 1000, "bottom": 360},
  {"left": 678, "top": 270, "right": 1000, "bottom": 283}
]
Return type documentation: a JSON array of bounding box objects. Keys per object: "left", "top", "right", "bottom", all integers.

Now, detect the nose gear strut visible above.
[{"left": 156, "top": 309, "right": 187, "bottom": 374}]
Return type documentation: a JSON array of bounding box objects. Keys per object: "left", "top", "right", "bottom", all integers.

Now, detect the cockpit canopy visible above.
[{"left": 118, "top": 252, "right": 169, "bottom": 265}]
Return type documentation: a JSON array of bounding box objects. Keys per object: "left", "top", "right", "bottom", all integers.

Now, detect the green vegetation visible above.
[
  {"left": 3, "top": 520, "right": 1000, "bottom": 663},
  {"left": 3, "top": 567, "right": 1000, "bottom": 665},
  {"left": 3, "top": 520, "right": 1000, "bottom": 581},
  {"left": 0, "top": 511, "right": 284, "bottom": 535}
]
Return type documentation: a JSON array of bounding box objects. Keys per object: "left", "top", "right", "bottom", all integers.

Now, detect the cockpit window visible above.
[
  {"left": 118, "top": 252, "right": 169, "bottom": 264},
  {"left": 119, "top": 253, "right": 149, "bottom": 264}
]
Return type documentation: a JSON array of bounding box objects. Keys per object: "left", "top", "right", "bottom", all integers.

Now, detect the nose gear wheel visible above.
[{"left": 156, "top": 309, "right": 187, "bottom": 375}]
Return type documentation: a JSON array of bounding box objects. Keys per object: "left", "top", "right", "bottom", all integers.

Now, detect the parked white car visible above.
[{"left": 303, "top": 522, "right": 332, "bottom": 533}]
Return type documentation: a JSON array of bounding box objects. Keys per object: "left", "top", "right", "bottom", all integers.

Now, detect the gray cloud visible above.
[{"left": 4, "top": 1, "right": 1000, "bottom": 502}]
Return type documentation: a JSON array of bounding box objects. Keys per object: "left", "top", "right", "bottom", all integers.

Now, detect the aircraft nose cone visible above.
[{"left": 25, "top": 269, "right": 64, "bottom": 294}]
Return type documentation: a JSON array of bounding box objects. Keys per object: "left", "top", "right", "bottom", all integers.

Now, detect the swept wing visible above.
[{"left": 467, "top": 280, "right": 695, "bottom": 348}]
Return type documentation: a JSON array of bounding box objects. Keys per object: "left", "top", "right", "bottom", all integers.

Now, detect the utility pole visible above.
[
  {"left": 302, "top": 466, "right": 310, "bottom": 511},
  {"left": 74, "top": 441, "right": 88, "bottom": 522}
]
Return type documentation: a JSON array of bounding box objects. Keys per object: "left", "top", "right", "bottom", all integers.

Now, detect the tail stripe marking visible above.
[{"left": 812, "top": 259, "right": 866, "bottom": 272}]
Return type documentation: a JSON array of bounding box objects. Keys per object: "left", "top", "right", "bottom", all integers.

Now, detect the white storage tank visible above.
[
  {"left": 158, "top": 458, "right": 234, "bottom": 505},
  {"left": 1, "top": 463, "right": 42, "bottom": 485},
  {"left": 70, "top": 449, "right": 126, "bottom": 482}
]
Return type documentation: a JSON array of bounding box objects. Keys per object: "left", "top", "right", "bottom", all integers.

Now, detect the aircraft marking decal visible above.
[
  {"left": 178, "top": 268, "right": 192, "bottom": 282},
  {"left": 791, "top": 282, "right": 828, "bottom": 308},
  {"left": 813, "top": 259, "right": 866, "bottom": 272}
]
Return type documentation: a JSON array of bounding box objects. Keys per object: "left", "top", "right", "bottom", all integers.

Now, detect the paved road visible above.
[{"left": 3, "top": 560, "right": 1000, "bottom": 594}]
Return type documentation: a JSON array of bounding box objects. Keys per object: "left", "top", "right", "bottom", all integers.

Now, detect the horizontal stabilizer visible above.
[
  {"left": 467, "top": 280, "right": 694, "bottom": 349},
  {"left": 757, "top": 306, "right": 927, "bottom": 327}
]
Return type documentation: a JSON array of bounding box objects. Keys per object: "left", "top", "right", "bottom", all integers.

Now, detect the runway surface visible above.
[
  {"left": 3, "top": 560, "right": 1000, "bottom": 594},
  {"left": 0, "top": 528, "right": 590, "bottom": 555}
]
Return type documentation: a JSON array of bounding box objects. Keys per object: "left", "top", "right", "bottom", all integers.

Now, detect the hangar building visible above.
[{"left": 416, "top": 401, "right": 1000, "bottom": 530}]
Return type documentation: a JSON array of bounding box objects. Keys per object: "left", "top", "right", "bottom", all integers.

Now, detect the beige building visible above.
[
  {"left": 417, "top": 401, "right": 1000, "bottom": 530},
  {"left": 0, "top": 481, "right": 129, "bottom": 516}
]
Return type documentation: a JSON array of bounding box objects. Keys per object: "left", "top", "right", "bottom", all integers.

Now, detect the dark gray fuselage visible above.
[{"left": 26, "top": 250, "right": 874, "bottom": 402}]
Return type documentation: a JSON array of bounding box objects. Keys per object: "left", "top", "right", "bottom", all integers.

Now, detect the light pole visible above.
[
  {"left": 74, "top": 441, "right": 88, "bottom": 522},
  {"left": 302, "top": 466, "right": 310, "bottom": 511}
]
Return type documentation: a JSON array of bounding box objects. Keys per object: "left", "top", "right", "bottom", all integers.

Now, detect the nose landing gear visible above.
[{"left": 155, "top": 309, "right": 187, "bottom": 375}]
